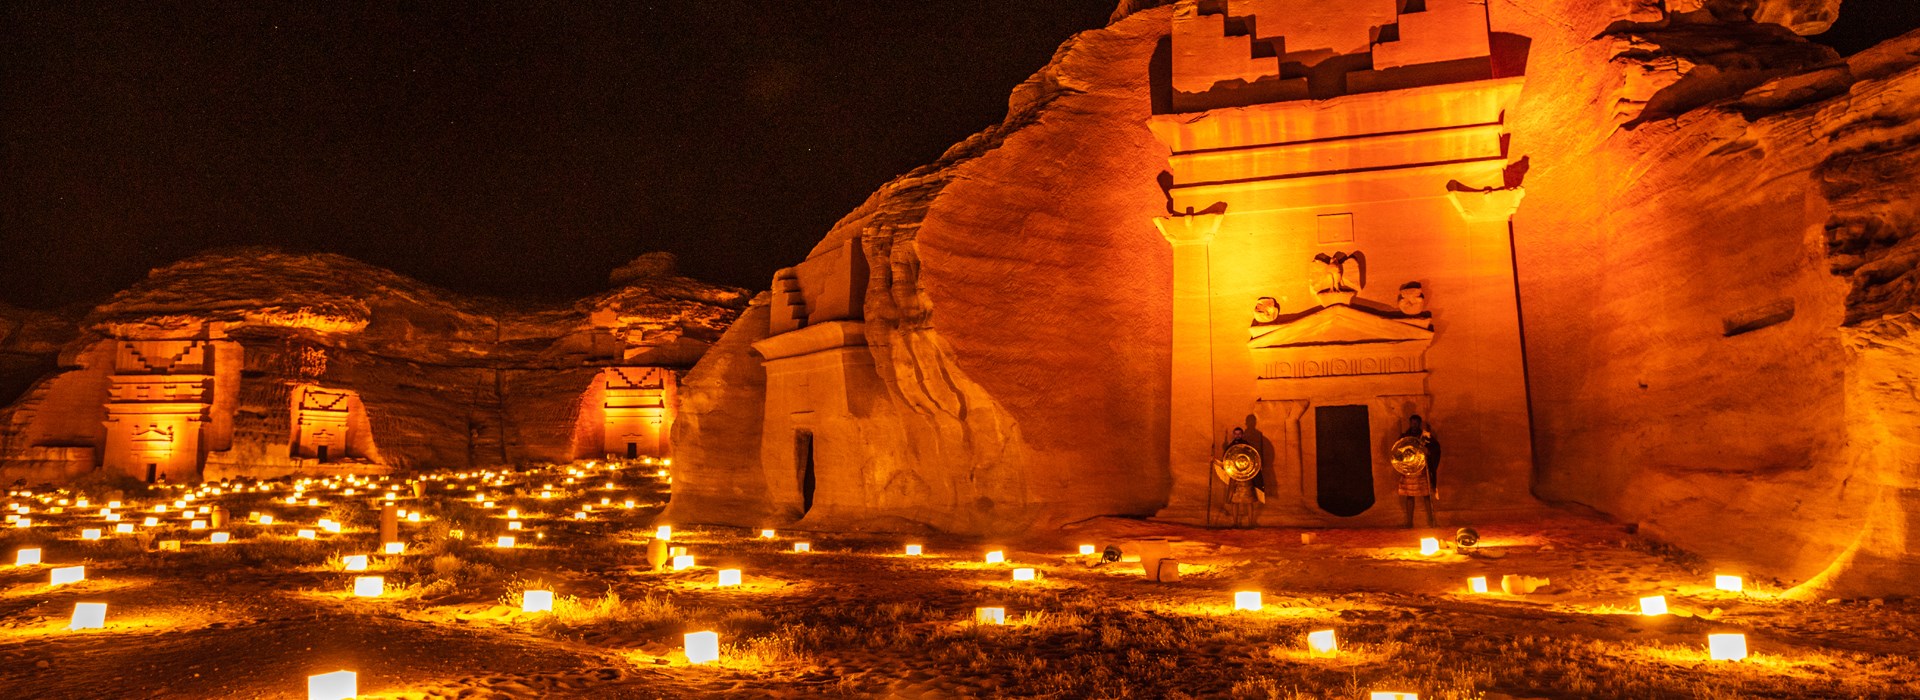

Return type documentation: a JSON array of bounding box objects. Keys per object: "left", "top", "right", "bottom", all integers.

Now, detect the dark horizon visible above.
[{"left": 2, "top": 0, "right": 1913, "bottom": 310}]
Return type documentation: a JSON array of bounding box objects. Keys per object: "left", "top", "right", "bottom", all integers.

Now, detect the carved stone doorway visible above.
[
  {"left": 795, "top": 430, "right": 816, "bottom": 516},
  {"left": 1314, "top": 405, "right": 1374, "bottom": 516}
]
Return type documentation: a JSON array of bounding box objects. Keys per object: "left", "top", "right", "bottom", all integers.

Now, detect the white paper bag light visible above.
[
  {"left": 974, "top": 607, "right": 1006, "bottom": 625},
  {"left": 308, "top": 670, "right": 356, "bottom": 700},
  {"left": 522, "top": 589, "right": 553, "bottom": 613},
  {"left": 69, "top": 602, "right": 107, "bottom": 630},
  {"left": 352, "top": 576, "right": 384, "bottom": 597},
  {"left": 684, "top": 630, "right": 720, "bottom": 664},
  {"left": 1308, "top": 629, "right": 1338, "bottom": 657},
  {"left": 1233, "top": 591, "right": 1262, "bottom": 611},
  {"left": 1709, "top": 633, "right": 1748, "bottom": 661},
  {"left": 1640, "top": 595, "right": 1669, "bottom": 616},
  {"left": 50, "top": 565, "right": 84, "bottom": 586}
]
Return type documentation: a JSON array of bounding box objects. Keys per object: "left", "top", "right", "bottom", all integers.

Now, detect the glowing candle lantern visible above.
[
  {"left": 70, "top": 602, "right": 107, "bottom": 630},
  {"left": 82, "top": 529, "right": 102, "bottom": 541},
  {"left": 115, "top": 523, "right": 134, "bottom": 534},
  {"left": 483, "top": 501, "right": 495, "bottom": 509},
  {"left": 406, "top": 513, "right": 420, "bottom": 523},
  {"left": 905, "top": 544, "right": 923, "bottom": 556},
  {"left": 1369, "top": 693, "right": 1418, "bottom": 700},
  {"left": 384, "top": 542, "right": 404, "bottom": 555},
  {"left": 655, "top": 525, "right": 672, "bottom": 541},
  {"left": 343, "top": 555, "right": 369, "bottom": 571},
  {"left": 974, "top": 607, "right": 1006, "bottom": 625},
  {"left": 522, "top": 589, "right": 554, "bottom": 613},
  {"left": 158, "top": 540, "right": 181, "bottom": 551},
  {"left": 672, "top": 555, "right": 695, "bottom": 571},
  {"left": 793, "top": 542, "right": 811, "bottom": 553},
  {"left": 508, "top": 521, "right": 523, "bottom": 531},
  {"left": 307, "top": 498, "right": 319, "bottom": 506},
  {"left": 1708, "top": 633, "right": 1748, "bottom": 661},
  {"left": 450, "top": 529, "right": 465, "bottom": 540},
  {"left": 14, "top": 518, "right": 31, "bottom": 528},
  {"left": 1233, "top": 591, "right": 1263, "bottom": 611},
  {"left": 984, "top": 550, "right": 1005, "bottom": 564},
  {"left": 50, "top": 565, "right": 84, "bottom": 586},
  {"left": 308, "top": 670, "right": 357, "bottom": 700},
  {"left": 1714, "top": 575, "right": 1743, "bottom": 593},
  {"left": 298, "top": 529, "right": 318, "bottom": 540},
  {"left": 322, "top": 521, "right": 342, "bottom": 534},
  {"left": 507, "top": 509, "right": 519, "bottom": 518},
  {"left": 717, "top": 569, "right": 741, "bottom": 587},
  {"left": 259, "top": 515, "right": 274, "bottom": 525},
  {"left": 1308, "top": 629, "right": 1339, "bottom": 658},
  {"left": 210, "top": 532, "right": 231, "bottom": 544},
  {"left": 573, "top": 512, "right": 586, "bottom": 520},
  {"left": 1079, "top": 544, "right": 1096, "bottom": 555},
  {"left": 1012, "top": 567, "right": 1036, "bottom": 582},
  {"left": 190, "top": 520, "right": 207, "bottom": 530},
  {"left": 352, "top": 576, "right": 385, "bottom": 597},
  {"left": 759, "top": 529, "right": 775, "bottom": 539},
  {"left": 684, "top": 631, "right": 720, "bottom": 665},
  {"left": 670, "top": 546, "right": 687, "bottom": 557},
  {"left": 108, "top": 500, "right": 121, "bottom": 509},
  {"left": 496, "top": 536, "right": 516, "bottom": 548},
  {"left": 15, "top": 547, "right": 41, "bottom": 566},
  {"left": 1419, "top": 537, "right": 1441, "bottom": 556},
  {"left": 624, "top": 500, "right": 636, "bottom": 509},
  {"left": 1468, "top": 576, "right": 1489, "bottom": 594},
  {"left": 144, "top": 516, "right": 163, "bottom": 527},
  {"left": 1640, "top": 595, "right": 1669, "bottom": 616},
  {"left": 106, "top": 513, "right": 121, "bottom": 522}
]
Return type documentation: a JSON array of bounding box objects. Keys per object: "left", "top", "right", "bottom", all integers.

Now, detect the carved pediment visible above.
[{"left": 1249, "top": 304, "right": 1433, "bottom": 349}]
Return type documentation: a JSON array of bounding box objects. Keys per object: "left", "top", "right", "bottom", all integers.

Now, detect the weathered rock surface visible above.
[
  {"left": 674, "top": 1, "right": 1920, "bottom": 595},
  {"left": 0, "top": 248, "right": 747, "bottom": 481}
]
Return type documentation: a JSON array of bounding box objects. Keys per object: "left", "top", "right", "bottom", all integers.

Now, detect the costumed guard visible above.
[
  {"left": 1212, "top": 428, "right": 1264, "bottom": 528},
  {"left": 1392, "top": 415, "right": 1440, "bottom": 528}
]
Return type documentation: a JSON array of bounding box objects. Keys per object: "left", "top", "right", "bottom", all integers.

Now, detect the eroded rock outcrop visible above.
[
  {"left": 0, "top": 249, "right": 747, "bottom": 483},
  {"left": 674, "top": 0, "right": 1919, "bottom": 595}
]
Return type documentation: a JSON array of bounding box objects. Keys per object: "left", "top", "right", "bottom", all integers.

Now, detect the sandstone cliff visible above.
[
  {"left": 0, "top": 248, "right": 747, "bottom": 482},
  {"left": 673, "top": 0, "right": 1920, "bottom": 596}
]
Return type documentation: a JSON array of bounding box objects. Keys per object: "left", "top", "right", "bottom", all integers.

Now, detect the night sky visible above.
[{"left": 2, "top": 1, "right": 1914, "bottom": 309}]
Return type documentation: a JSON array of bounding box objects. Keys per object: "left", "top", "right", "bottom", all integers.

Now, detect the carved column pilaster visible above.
[{"left": 1154, "top": 210, "right": 1224, "bottom": 523}]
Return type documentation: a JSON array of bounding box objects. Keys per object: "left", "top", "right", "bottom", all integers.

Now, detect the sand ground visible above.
[{"left": 2, "top": 465, "right": 1916, "bottom": 699}]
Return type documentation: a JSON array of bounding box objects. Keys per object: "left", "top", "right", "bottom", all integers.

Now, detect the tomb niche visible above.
[
  {"left": 747, "top": 238, "right": 875, "bottom": 521},
  {"left": 598, "top": 367, "right": 676, "bottom": 461},
  {"left": 1152, "top": 0, "right": 1537, "bottom": 526},
  {"left": 289, "top": 384, "right": 378, "bottom": 466},
  {"left": 101, "top": 335, "right": 218, "bottom": 483}
]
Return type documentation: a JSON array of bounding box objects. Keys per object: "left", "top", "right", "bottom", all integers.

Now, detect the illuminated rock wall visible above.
[
  {"left": 675, "top": 1, "right": 1920, "bottom": 593},
  {"left": 0, "top": 249, "right": 746, "bottom": 482}
]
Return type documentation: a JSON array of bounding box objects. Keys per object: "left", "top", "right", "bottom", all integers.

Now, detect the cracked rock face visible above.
[{"left": 677, "top": 0, "right": 1919, "bottom": 595}]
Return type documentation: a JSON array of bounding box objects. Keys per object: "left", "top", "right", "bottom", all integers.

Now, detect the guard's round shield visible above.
[
  {"left": 1221, "top": 443, "right": 1262, "bottom": 482},
  {"left": 1391, "top": 436, "right": 1429, "bottom": 476}
]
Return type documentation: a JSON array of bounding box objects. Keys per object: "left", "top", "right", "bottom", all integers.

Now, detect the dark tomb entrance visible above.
[
  {"left": 1315, "top": 405, "right": 1374, "bottom": 516},
  {"left": 795, "top": 430, "right": 816, "bottom": 515}
]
